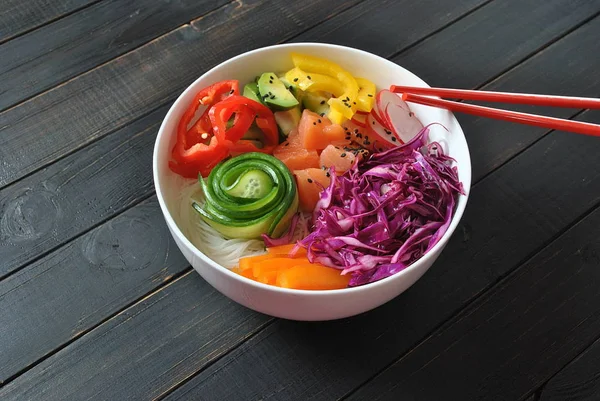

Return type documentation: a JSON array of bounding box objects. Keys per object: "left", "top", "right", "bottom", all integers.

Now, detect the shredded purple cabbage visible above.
[{"left": 295, "top": 127, "right": 464, "bottom": 287}]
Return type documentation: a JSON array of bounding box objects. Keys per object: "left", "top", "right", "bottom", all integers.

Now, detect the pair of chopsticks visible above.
[{"left": 390, "top": 85, "right": 600, "bottom": 137}]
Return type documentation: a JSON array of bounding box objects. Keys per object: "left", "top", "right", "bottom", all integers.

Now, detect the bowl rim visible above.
[{"left": 153, "top": 42, "right": 472, "bottom": 296}]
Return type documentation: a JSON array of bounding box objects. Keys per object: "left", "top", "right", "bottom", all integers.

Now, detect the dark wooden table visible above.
[{"left": 1, "top": 0, "right": 599, "bottom": 399}]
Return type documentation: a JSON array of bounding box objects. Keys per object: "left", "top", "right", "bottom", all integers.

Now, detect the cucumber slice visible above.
[{"left": 224, "top": 169, "right": 273, "bottom": 199}]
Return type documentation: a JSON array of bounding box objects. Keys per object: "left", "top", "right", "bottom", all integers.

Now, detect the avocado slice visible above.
[
  {"left": 257, "top": 72, "right": 299, "bottom": 111},
  {"left": 274, "top": 106, "right": 301, "bottom": 137},
  {"left": 302, "top": 91, "right": 330, "bottom": 117},
  {"left": 243, "top": 82, "right": 264, "bottom": 104}
]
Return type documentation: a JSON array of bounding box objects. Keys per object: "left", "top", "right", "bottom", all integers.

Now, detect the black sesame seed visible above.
[
  {"left": 343, "top": 126, "right": 348, "bottom": 131},
  {"left": 285, "top": 142, "right": 289, "bottom": 146},
  {"left": 385, "top": 130, "right": 392, "bottom": 135},
  {"left": 353, "top": 102, "right": 356, "bottom": 105},
  {"left": 270, "top": 75, "right": 274, "bottom": 80},
  {"left": 320, "top": 100, "right": 326, "bottom": 105},
  {"left": 367, "top": 94, "right": 373, "bottom": 97},
  {"left": 320, "top": 113, "right": 325, "bottom": 117},
  {"left": 229, "top": 89, "right": 234, "bottom": 94},
  {"left": 364, "top": 141, "right": 371, "bottom": 145},
  {"left": 341, "top": 153, "right": 346, "bottom": 157},
  {"left": 354, "top": 129, "right": 359, "bottom": 133},
  {"left": 307, "top": 75, "right": 312, "bottom": 80},
  {"left": 313, "top": 122, "right": 317, "bottom": 125},
  {"left": 365, "top": 136, "right": 369, "bottom": 140},
  {"left": 269, "top": 80, "right": 273, "bottom": 84},
  {"left": 307, "top": 178, "right": 313, "bottom": 183},
  {"left": 345, "top": 97, "right": 350, "bottom": 101},
  {"left": 318, "top": 119, "right": 321, "bottom": 123},
  {"left": 409, "top": 112, "right": 414, "bottom": 117},
  {"left": 293, "top": 78, "right": 299, "bottom": 82},
  {"left": 391, "top": 137, "right": 397, "bottom": 142},
  {"left": 270, "top": 95, "right": 276, "bottom": 99},
  {"left": 326, "top": 172, "right": 330, "bottom": 177},
  {"left": 372, "top": 121, "right": 375, "bottom": 125}
]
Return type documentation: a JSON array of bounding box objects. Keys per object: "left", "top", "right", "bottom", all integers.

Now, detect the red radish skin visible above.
[
  {"left": 384, "top": 103, "right": 424, "bottom": 143},
  {"left": 376, "top": 89, "right": 410, "bottom": 113},
  {"left": 366, "top": 112, "right": 398, "bottom": 151}
]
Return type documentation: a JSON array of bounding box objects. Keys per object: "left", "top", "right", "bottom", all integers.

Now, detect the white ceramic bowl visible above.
[{"left": 153, "top": 43, "right": 471, "bottom": 321}]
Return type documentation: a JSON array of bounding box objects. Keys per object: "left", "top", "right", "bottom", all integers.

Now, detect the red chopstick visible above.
[
  {"left": 400, "top": 93, "right": 600, "bottom": 137},
  {"left": 391, "top": 85, "right": 600, "bottom": 109}
]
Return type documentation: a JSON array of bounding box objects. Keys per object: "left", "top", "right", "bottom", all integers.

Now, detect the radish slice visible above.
[
  {"left": 366, "top": 112, "right": 398, "bottom": 151},
  {"left": 371, "top": 97, "right": 388, "bottom": 128},
  {"left": 384, "top": 103, "right": 424, "bottom": 143},
  {"left": 377, "top": 89, "right": 411, "bottom": 129},
  {"left": 376, "top": 89, "right": 410, "bottom": 113}
]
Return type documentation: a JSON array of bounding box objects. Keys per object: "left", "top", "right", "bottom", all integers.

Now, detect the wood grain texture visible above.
[
  {"left": 2, "top": 1, "right": 598, "bottom": 400},
  {"left": 0, "top": 0, "right": 97, "bottom": 43},
  {"left": 0, "top": 271, "right": 269, "bottom": 400},
  {"left": 0, "top": 105, "right": 167, "bottom": 278},
  {"left": 292, "top": 0, "right": 487, "bottom": 56},
  {"left": 0, "top": 0, "right": 232, "bottom": 112},
  {"left": 161, "top": 24, "right": 600, "bottom": 401},
  {"left": 0, "top": 196, "right": 190, "bottom": 384},
  {"left": 0, "top": 0, "right": 361, "bottom": 190},
  {"left": 393, "top": 0, "right": 600, "bottom": 90},
  {"left": 538, "top": 338, "right": 600, "bottom": 401},
  {"left": 348, "top": 190, "right": 600, "bottom": 400}
]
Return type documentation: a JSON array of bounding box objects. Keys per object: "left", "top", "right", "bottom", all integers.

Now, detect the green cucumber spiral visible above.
[{"left": 192, "top": 152, "right": 298, "bottom": 239}]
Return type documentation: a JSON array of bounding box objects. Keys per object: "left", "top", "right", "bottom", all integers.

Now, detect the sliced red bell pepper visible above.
[
  {"left": 169, "top": 80, "right": 239, "bottom": 178},
  {"left": 169, "top": 135, "right": 230, "bottom": 178},
  {"left": 209, "top": 95, "right": 279, "bottom": 154}
]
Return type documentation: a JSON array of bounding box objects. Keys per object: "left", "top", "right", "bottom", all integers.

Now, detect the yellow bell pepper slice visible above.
[
  {"left": 355, "top": 77, "right": 376, "bottom": 113},
  {"left": 327, "top": 109, "right": 345, "bottom": 125},
  {"left": 291, "top": 53, "right": 359, "bottom": 120},
  {"left": 284, "top": 67, "right": 345, "bottom": 97}
]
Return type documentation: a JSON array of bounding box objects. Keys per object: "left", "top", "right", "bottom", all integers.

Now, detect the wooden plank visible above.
[
  {"left": 292, "top": 0, "right": 488, "bottom": 57},
  {"left": 0, "top": 0, "right": 362, "bottom": 190},
  {"left": 0, "top": 271, "right": 269, "bottom": 400},
  {"left": 158, "top": 22, "right": 600, "bottom": 401},
  {"left": 347, "top": 196, "right": 600, "bottom": 400},
  {"left": 393, "top": 0, "right": 600, "bottom": 90},
  {"left": 0, "top": 105, "right": 167, "bottom": 278},
  {"left": 0, "top": 0, "right": 97, "bottom": 43},
  {"left": 0, "top": 196, "right": 190, "bottom": 384},
  {"left": 538, "top": 338, "right": 600, "bottom": 401},
  {"left": 0, "top": 0, "right": 232, "bottom": 112}
]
